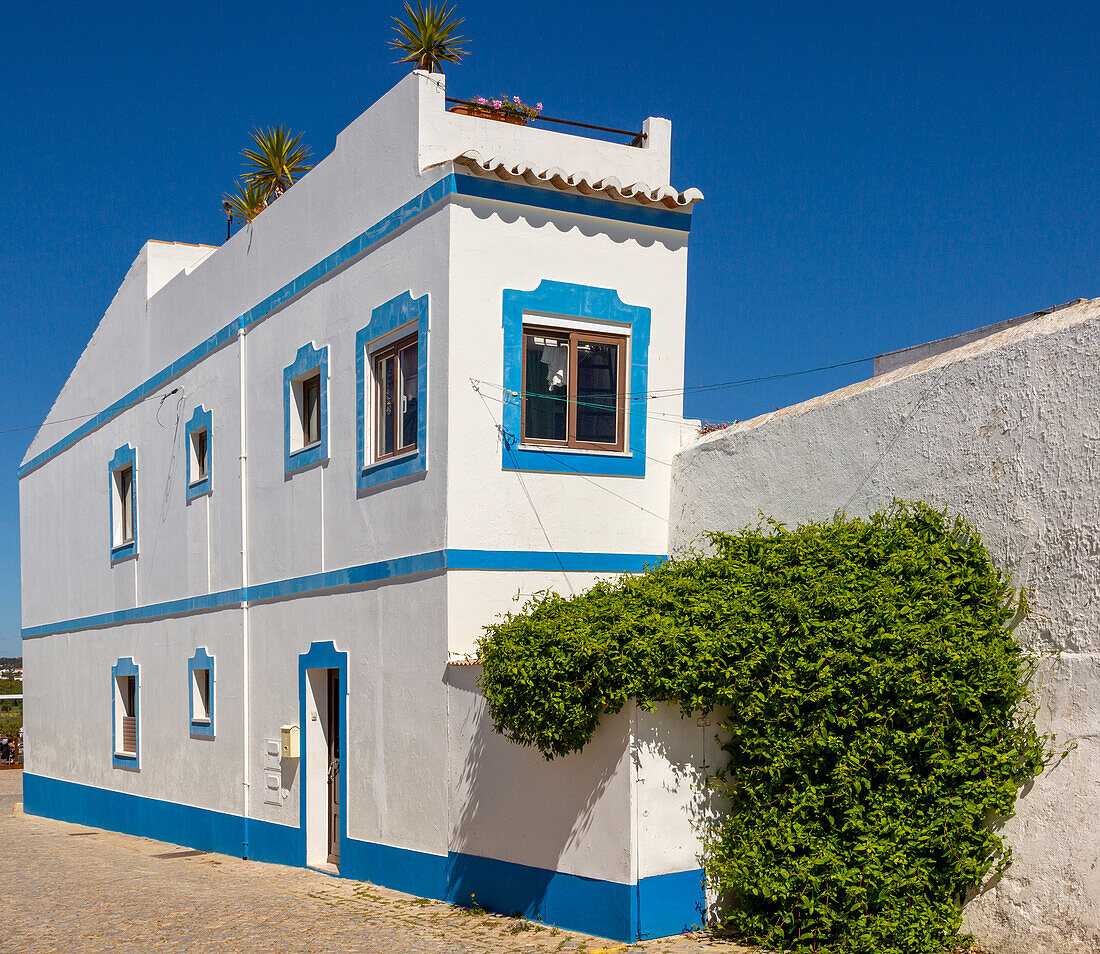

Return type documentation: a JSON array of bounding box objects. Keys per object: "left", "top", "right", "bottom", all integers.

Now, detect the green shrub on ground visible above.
[{"left": 478, "top": 502, "right": 1048, "bottom": 954}]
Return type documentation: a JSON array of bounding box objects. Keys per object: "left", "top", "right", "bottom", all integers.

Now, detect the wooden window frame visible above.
[
  {"left": 301, "top": 372, "right": 322, "bottom": 449},
  {"left": 190, "top": 428, "right": 208, "bottom": 484},
  {"left": 521, "top": 325, "right": 628, "bottom": 453},
  {"left": 371, "top": 331, "right": 419, "bottom": 463},
  {"left": 116, "top": 465, "right": 135, "bottom": 545}
]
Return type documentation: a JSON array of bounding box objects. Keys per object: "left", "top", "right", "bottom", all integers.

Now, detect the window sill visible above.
[
  {"left": 190, "top": 718, "right": 211, "bottom": 726},
  {"left": 110, "top": 543, "right": 138, "bottom": 563},
  {"left": 113, "top": 751, "right": 137, "bottom": 760},
  {"left": 518, "top": 444, "right": 632, "bottom": 458},
  {"left": 291, "top": 441, "right": 322, "bottom": 457},
  {"left": 363, "top": 447, "right": 418, "bottom": 471},
  {"left": 188, "top": 478, "right": 209, "bottom": 488}
]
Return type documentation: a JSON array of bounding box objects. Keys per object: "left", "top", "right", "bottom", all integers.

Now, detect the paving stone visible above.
[{"left": 0, "top": 772, "right": 751, "bottom": 954}]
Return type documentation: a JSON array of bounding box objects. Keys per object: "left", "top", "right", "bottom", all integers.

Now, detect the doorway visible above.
[
  {"left": 326, "top": 668, "right": 340, "bottom": 865},
  {"left": 304, "top": 658, "right": 344, "bottom": 872}
]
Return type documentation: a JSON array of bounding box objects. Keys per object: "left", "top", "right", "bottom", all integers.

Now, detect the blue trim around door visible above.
[{"left": 298, "top": 641, "right": 348, "bottom": 867}]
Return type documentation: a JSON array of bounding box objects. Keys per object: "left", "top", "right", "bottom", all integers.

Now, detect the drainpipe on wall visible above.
[{"left": 238, "top": 326, "right": 251, "bottom": 857}]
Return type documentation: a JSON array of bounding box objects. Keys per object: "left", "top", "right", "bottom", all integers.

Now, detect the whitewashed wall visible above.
[{"left": 669, "top": 298, "right": 1100, "bottom": 954}]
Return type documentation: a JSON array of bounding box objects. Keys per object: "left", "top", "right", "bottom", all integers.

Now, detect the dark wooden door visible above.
[{"left": 327, "top": 669, "right": 340, "bottom": 865}]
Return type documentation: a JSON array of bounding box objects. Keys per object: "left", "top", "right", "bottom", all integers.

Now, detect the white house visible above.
[{"left": 19, "top": 72, "right": 708, "bottom": 941}]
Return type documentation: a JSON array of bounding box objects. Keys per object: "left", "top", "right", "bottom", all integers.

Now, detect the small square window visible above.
[
  {"left": 372, "top": 333, "right": 418, "bottom": 461},
  {"left": 522, "top": 327, "right": 627, "bottom": 452},
  {"left": 115, "top": 466, "right": 135, "bottom": 544},
  {"left": 284, "top": 343, "right": 328, "bottom": 475},
  {"left": 192, "top": 668, "right": 210, "bottom": 721},
  {"left": 185, "top": 406, "right": 213, "bottom": 501}
]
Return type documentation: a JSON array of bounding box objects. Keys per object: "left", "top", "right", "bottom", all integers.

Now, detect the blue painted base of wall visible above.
[{"left": 23, "top": 773, "right": 704, "bottom": 941}]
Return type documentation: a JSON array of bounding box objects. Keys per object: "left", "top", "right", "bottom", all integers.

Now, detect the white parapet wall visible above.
[{"left": 669, "top": 297, "right": 1100, "bottom": 954}]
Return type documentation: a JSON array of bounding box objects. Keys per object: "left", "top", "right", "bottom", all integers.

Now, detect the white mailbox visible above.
[{"left": 280, "top": 724, "right": 300, "bottom": 760}]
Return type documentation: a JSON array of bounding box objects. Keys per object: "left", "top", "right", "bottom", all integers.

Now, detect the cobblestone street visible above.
[{"left": 0, "top": 772, "right": 749, "bottom": 954}]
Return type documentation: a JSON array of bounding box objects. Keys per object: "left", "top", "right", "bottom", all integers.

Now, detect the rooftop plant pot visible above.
[{"left": 450, "top": 103, "right": 528, "bottom": 126}]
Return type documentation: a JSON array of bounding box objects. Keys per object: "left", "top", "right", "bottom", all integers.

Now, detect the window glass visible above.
[
  {"left": 119, "top": 467, "right": 134, "bottom": 543},
  {"left": 377, "top": 353, "right": 395, "bottom": 457},
  {"left": 302, "top": 375, "right": 321, "bottom": 446},
  {"left": 193, "top": 669, "right": 210, "bottom": 721},
  {"left": 524, "top": 333, "right": 569, "bottom": 442},
  {"left": 399, "top": 342, "right": 418, "bottom": 450},
  {"left": 119, "top": 675, "right": 137, "bottom": 754},
  {"left": 576, "top": 340, "right": 619, "bottom": 444},
  {"left": 193, "top": 430, "right": 208, "bottom": 481}
]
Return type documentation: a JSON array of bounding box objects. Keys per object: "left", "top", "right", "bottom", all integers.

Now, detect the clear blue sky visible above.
[{"left": 2, "top": 1, "right": 1097, "bottom": 655}]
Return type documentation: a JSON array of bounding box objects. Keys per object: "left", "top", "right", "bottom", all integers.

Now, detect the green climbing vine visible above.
[{"left": 477, "top": 502, "right": 1048, "bottom": 954}]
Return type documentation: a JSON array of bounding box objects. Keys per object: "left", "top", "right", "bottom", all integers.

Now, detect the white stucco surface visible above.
[
  {"left": 669, "top": 297, "right": 1100, "bottom": 953},
  {"left": 20, "top": 67, "right": 703, "bottom": 933}
]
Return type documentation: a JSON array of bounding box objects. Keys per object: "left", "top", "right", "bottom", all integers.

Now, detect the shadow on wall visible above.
[{"left": 443, "top": 663, "right": 622, "bottom": 924}]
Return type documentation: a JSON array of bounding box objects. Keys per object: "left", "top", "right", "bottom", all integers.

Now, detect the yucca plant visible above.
[
  {"left": 242, "top": 125, "right": 313, "bottom": 200},
  {"left": 223, "top": 180, "right": 269, "bottom": 225},
  {"left": 390, "top": 0, "right": 467, "bottom": 73}
]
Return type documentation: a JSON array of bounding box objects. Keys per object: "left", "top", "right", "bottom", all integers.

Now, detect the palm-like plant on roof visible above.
[
  {"left": 223, "top": 180, "right": 269, "bottom": 225},
  {"left": 242, "top": 125, "right": 313, "bottom": 201},
  {"left": 390, "top": 0, "right": 467, "bottom": 73}
]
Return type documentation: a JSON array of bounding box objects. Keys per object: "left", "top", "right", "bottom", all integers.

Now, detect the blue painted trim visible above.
[
  {"left": 187, "top": 647, "right": 215, "bottom": 738},
  {"left": 21, "top": 549, "right": 667, "bottom": 639},
  {"left": 283, "top": 342, "right": 329, "bottom": 475},
  {"left": 454, "top": 173, "right": 693, "bottom": 233},
  {"left": 298, "top": 642, "right": 348, "bottom": 866},
  {"left": 19, "top": 172, "right": 688, "bottom": 482},
  {"left": 111, "top": 657, "right": 139, "bottom": 769},
  {"left": 501, "top": 281, "right": 650, "bottom": 478},
  {"left": 185, "top": 406, "right": 212, "bottom": 501},
  {"left": 22, "top": 773, "right": 705, "bottom": 941},
  {"left": 108, "top": 444, "right": 138, "bottom": 561},
  {"left": 355, "top": 292, "right": 430, "bottom": 491}
]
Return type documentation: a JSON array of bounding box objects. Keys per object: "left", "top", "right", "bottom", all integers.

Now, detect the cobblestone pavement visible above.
[{"left": 0, "top": 772, "right": 751, "bottom": 954}]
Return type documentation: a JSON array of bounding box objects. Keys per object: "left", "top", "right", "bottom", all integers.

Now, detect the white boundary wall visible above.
[{"left": 670, "top": 297, "right": 1100, "bottom": 954}]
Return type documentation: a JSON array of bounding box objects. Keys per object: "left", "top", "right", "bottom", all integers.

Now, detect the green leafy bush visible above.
[{"left": 478, "top": 503, "right": 1047, "bottom": 954}]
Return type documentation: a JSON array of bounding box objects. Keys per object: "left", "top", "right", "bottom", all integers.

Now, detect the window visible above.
[
  {"left": 301, "top": 372, "right": 321, "bottom": 447},
  {"left": 109, "top": 444, "right": 138, "bottom": 560},
  {"left": 185, "top": 406, "right": 213, "bottom": 501},
  {"left": 112, "top": 657, "right": 139, "bottom": 768},
  {"left": 373, "top": 333, "right": 418, "bottom": 460},
  {"left": 501, "top": 281, "right": 650, "bottom": 478},
  {"left": 283, "top": 343, "right": 329, "bottom": 475},
  {"left": 522, "top": 327, "right": 626, "bottom": 452},
  {"left": 355, "top": 291, "right": 429, "bottom": 492},
  {"left": 188, "top": 648, "right": 214, "bottom": 737},
  {"left": 192, "top": 429, "right": 208, "bottom": 481}
]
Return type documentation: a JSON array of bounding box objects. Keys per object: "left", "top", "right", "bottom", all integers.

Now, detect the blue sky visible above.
[{"left": 2, "top": 1, "right": 1097, "bottom": 655}]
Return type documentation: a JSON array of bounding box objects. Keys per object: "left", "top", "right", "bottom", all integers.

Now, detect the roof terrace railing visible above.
[{"left": 445, "top": 98, "right": 647, "bottom": 148}]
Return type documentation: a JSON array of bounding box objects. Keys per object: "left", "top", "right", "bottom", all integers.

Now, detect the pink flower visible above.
[
  {"left": 513, "top": 96, "right": 521, "bottom": 105},
  {"left": 476, "top": 96, "right": 488, "bottom": 105},
  {"left": 491, "top": 99, "right": 502, "bottom": 109},
  {"left": 536, "top": 102, "right": 543, "bottom": 112}
]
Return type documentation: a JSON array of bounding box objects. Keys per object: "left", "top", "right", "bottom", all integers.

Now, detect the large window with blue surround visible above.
[
  {"left": 108, "top": 444, "right": 138, "bottom": 561},
  {"left": 502, "top": 281, "right": 650, "bottom": 478},
  {"left": 185, "top": 406, "right": 212, "bottom": 501},
  {"left": 188, "top": 648, "right": 215, "bottom": 738},
  {"left": 284, "top": 343, "right": 329, "bottom": 475},
  {"left": 112, "top": 657, "right": 140, "bottom": 769},
  {"left": 356, "top": 291, "right": 429, "bottom": 492}
]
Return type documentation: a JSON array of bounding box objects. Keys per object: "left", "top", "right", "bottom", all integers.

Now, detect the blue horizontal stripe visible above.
[
  {"left": 20, "top": 172, "right": 689, "bottom": 480},
  {"left": 20, "top": 549, "right": 666, "bottom": 638},
  {"left": 24, "top": 772, "right": 703, "bottom": 941}
]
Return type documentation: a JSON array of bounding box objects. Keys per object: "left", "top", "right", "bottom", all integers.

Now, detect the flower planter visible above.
[{"left": 450, "top": 103, "right": 528, "bottom": 126}]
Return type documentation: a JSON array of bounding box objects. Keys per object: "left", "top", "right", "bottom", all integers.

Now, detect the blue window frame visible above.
[
  {"left": 355, "top": 291, "right": 429, "bottom": 492},
  {"left": 112, "top": 657, "right": 140, "bottom": 769},
  {"left": 501, "top": 280, "right": 650, "bottom": 477},
  {"left": 284, "top": 342, "right": 329, "bottom": 476},
  {"left": 185, "top": 406, "right": 212, "bottom": 501},
  {"left": 108, "top": 444, "right": 138, "bottom": 561},
  {"left": 188, "top": 648, "right": 215, "bottom": 738}
]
